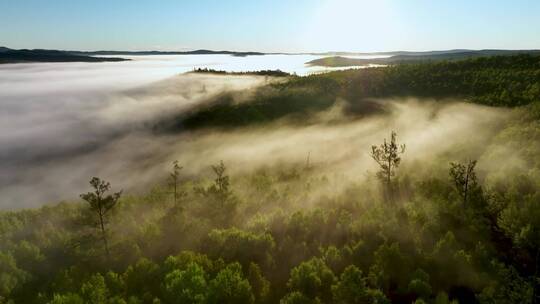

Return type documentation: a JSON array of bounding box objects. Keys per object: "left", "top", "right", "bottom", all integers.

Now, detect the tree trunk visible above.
[
  {"left": 533, "top": 247, "right": 540, "bottom": 304},
  {"left": 463, "top": 171, "right": 469, "bottom": 207},
  {"left": 98, "top": 211, "right": 110, "bottom": 257},
  {"left": 174, "top": 180, "right": 177, "bottom": 205},
  {"left": 387, "top": 158, "right": 393, "bottom": 204}
]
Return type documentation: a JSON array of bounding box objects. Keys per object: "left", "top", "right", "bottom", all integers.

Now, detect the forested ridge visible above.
[
  {"left": 171, "top": 54, "right": 540, "bottom": 132},
  {"left": 306, "top": 50, "right": 540, "bottom": 68},
  {"left": 2, "top": 54, "right": 540, "bottom": 304}
]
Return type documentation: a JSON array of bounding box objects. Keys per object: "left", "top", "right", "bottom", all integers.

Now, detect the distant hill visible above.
[
  {"left": 70, "top": 49, "right": 266, "bottom": 57},
  {"left": 0, "top": 47, "right": 267, "bottom": 63},
  {"left": 306, "top": 50, "right": 540, "bottom": 67},
  {"left": 309, "top": 49, "right": 540, "bottom": 57},
  {"left": 4, "top": 46, "right": 540, "bottom": 65},
  {"left": 309, "top": 49, "right": 469, "bottom": 56},
  {"left": 0, "top": 47, "right": 130, "bottom": 64},
  {"left": 306, "top": 56, "right": 379, "bottom": 67}
]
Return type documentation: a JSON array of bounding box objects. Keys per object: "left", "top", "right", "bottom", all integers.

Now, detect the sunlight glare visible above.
[{"left": 303, "top": 0, "right": 405, "bottom": 52}]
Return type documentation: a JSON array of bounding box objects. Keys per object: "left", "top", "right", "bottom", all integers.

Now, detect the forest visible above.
[
  {"left": 171, "top": 54, "right": 540, "bottom": 132},
  {"left": 2, "top": 54, "right": 540, "bottom": 304}
]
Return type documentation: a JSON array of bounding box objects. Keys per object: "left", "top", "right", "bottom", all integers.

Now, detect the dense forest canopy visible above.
[
  {"left": 2, "top": 54, "right": 540, "bottom": 304},
  {"left": 170, "top": 54, "right": 540, "bottom": 132}
]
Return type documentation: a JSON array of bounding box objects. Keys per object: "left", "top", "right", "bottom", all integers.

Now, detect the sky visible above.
[{"left": 1, "top": 0, "right": 540, "bottom": 52}]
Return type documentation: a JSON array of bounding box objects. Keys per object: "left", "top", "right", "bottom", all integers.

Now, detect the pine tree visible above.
[
  {"left": 370, "top": 131, "right": 406, "bottom": 203},
  {"left": 80, "top": 177, "right": 122, "bottom": 257},
  {"left": 449, "top": 160, "right": 478, "bottom": 207}
]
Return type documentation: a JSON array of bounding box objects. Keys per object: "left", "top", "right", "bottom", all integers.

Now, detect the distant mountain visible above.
[
  {"left": 4, "top": 46, "right": 539, "bottom": 66},
  {"left": 306, "top": 50, "right": 540, "bottom": 67},
  {"left": 0, "top": 46, "right": 267, "bottom": 64},
  {"left": 0, "top": 47, "right": 130, "bottom": 64},
  {"left": 306, "top": 49, "right": 468, "bottom": 56},
  {"left": 70, "top": 49, "right": 266, "bottom": 57},
  {"left": 309, "top": 49, "right": 540, "bottom": 57}
]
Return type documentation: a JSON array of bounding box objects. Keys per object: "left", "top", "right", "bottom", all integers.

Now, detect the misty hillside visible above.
[
  {"left": 1, "top": 54, "right": 540, "bottom": 304},
  {"left": 307, "top": 50, "right": 540, "bottom": 67},
  {"left": 164, "top": 54, "right": 540, "bottom": 132},
  {"left": 0, "top": 46, "right": 267, "bottom": 62},
  {"left": 69, "top": 49, "right": 266, "bottom": 57},
  {"left": 0, "top": 47, "right": 130, "bottom": 63}
]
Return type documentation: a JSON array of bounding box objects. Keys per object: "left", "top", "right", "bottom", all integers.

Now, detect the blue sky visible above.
[{"left": 1, "top": 0, "right": 539, "bottom": 52}]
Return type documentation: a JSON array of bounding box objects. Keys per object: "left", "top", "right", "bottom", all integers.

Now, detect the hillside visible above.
[
  {"left": 0, "top": 47, "right": 130, "bottom": 63},
  {"left": 307, "top": 50, "right": 540, "bottom": 67},
  {"left": 162, "top": 54, "right": 540, "bottom": 133},
  {"left": 2, "top": 54, "right": 540, "bottom": 304},
  {"left": 69, "top": 49, "right": 266, "bottom": 57}
]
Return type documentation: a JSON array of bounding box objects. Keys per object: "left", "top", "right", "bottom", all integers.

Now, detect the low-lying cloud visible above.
[
  {"left": 0, "top": 63, "right": 516, "bottom": 209},
  {"left": 0, "top": 65, "right": 267, "bottom": 209}
]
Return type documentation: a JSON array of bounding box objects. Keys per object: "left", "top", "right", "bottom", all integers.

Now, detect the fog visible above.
[
  {"left": 0, "top": 58, "right": 272, "bottom": 208},
  {"left": 0, "top": 57, "right": 515, "bottom": 209},
  {"left": 0, "top": 54, "right": 376, "bottom": 98}
]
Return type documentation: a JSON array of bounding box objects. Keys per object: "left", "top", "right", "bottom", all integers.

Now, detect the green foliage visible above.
[
  {"left": 477, "top": 261, "right": 533, "bottom": 304},
  {"left": 287, "top": 257, "right": 335, "bottom": 302},
  {"left": 407, "top": 269, "right": 432, "bottom": 300},
  {"left": 332, "top": 265, "right": 389, "bottom": 304},
  {"left": 163, "top": 262, "right": 208, "bottom": 304},
  {"left": 168, "top": 54, "right": 540, "bottom": 132},
  {"left": 208, "top": 262, "right": 254, "bottom": 304},
  {"left": 280, "top": 291, "right": 320, "bottom": 304},
  {"left": 365, "top": 54, "right": 540, "bottom": 107},
  {"left": 247, "top": 263, "right": 270, "bottom": 303},
  {"left": 80, "top": 274, "right": 108, "bottom": 304},
  {"left": 175, "top": 77, "right": 339, "bottom": 130},
  {"left": 123, "top": 258, "right": 160, "bottom": 300},
  {"left": 204, "top": 228, "right": 275, "bottom": 268},
  {"left": 434, "top": 292, "right": 458, "bottom": 304},
  {"left": 163, "top": 251, "right": 218, "bottom": 275},
  {"left": 49, "top": 293, "right": 84, "bottom": 304},
  {"left": 369, "top": 242, "right": 411, "bottom": 293},
  {"left": 0, "top": 251, "right": 28, "bottom": 300}
]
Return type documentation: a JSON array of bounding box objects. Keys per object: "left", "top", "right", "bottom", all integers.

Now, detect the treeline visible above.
[
  {"left": 337, "top": 54, "right": 540, "bottom": 106},
  {"left": 189, "top": 68, "right": 291, "bottom": 77},
  {"left": 288, "top": 54, "right": 540, "bottom": 107},
  {"left": 2, "top": 100, "right": 540, "bottom": 303},
  {"left": 171, "top": 54, "right": 540, "bottom": 131}
]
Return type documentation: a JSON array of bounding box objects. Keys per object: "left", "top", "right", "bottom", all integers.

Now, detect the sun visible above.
[{"left": 302, "top": 0, "right": 405, "bottom": 52}]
